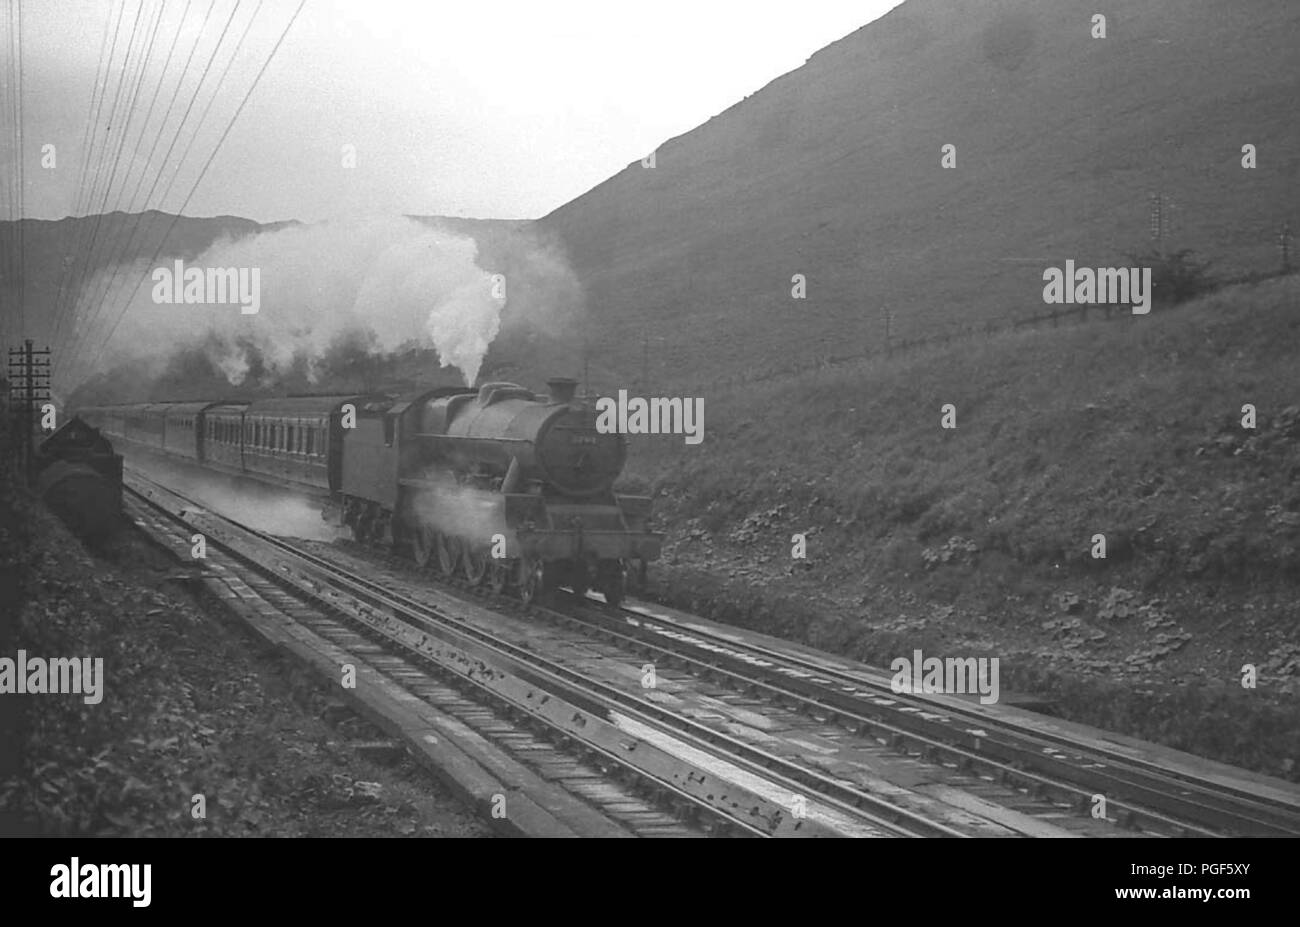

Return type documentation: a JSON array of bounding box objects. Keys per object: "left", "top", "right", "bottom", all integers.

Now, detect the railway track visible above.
[
  {"left": 559, "top": 595, "right": 1300, "bottom": 837},
  {"left": 123, "top": 464, "right": 1300, "bottom": 837},
  {"left": 122, "top": 484, "right": 667, "bottom": 837},
  {"left": 123, "top": 468, "right": 950, "bottom": 837},
  {"left": 301, "top": 528, "right": 1300, "bottom": 839}
]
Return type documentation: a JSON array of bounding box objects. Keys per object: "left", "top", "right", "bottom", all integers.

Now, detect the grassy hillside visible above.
[
  {"left": 627, "top": 275, "right": 1300, "bottom": 596},
  {"left": 541, "top": 0, "right": 1300, "bottom": 388},
  {"left": 620, "top": 275, "right": 1300, "bottom": 777}
]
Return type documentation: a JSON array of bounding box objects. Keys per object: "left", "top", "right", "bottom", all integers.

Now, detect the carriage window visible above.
[
  {"left": 287, "top": 426, "right": 296, "bottom": 453},
  {"left": 305, "top": 428, "right": 314, "bottom": 456}
]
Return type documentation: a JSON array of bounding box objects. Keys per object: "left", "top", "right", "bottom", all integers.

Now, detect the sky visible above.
[{"left": 6, "top": 0, "right": 907, "bottom": 224}]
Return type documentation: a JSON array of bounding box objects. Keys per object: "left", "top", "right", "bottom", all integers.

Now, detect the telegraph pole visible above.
[
  {"left": 1149, "top": 192, "right": 1178, "bottom": 254},
  {"left": 1279, "top": 222, "right": 1293, "bottom": 274},
  {"left": 7, "top": 339, "right": 51, "bottom": 483}
]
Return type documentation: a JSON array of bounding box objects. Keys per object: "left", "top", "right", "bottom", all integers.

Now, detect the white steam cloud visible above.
[{"left": 79, "top": 215, "right": 577, "bottom": 388}]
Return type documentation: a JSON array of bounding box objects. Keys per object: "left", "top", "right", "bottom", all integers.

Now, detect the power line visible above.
[
  {"left": 87, "top": 0, "right": 306, "bottom": 374},
  {"left": 66, "top": 0, "right": 242, "bottom": 369},
  {"left": 1, "top": 1, "right": 13, "bottom": 349},
  {"left": 59, "top": 0, "right": 213, "bottom": 356},
  {"left": 58, "top": 0, "right": 156, "bottom": 346},
  {"left": 60, "top": 0, "right": 196, "bottom": 351},
  {"left": 48, "top": 0, "right": 116, "bottom": 351},
  {"left": 1, "top": 0, "right": 23, "bottom": 349},
  {"left": 75, "top": 0, "right": 249, "bottom": 358},
  {"left": 51, "top": 0, "right": 134, "bottom": 340},
  {"left": 15, "top": 0, "right": 25, "bottom": 342},
  {"left": 61, "top": 0, "right": 167, "bottom": 350},
  {"left": 65, "top": 0, "right": 244, "bottom": 371}
]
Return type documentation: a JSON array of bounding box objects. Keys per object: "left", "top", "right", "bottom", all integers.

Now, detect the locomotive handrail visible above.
[{"left": 413, "top": 433, "right": 536, "bottom": 443}]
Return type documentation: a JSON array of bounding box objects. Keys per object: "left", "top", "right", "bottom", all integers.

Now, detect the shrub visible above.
[{"left": 1126, "top": 247, "right": 1217, "bottom": 306}]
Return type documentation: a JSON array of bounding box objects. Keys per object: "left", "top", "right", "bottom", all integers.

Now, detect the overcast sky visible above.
[{"left": 11, "top": 0, "right": 905, "bottom": 224}]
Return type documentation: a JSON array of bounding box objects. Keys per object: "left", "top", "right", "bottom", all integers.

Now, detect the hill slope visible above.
[
  {"left": 540, "top": 0, "right": 1300, "bottom": 387},
  {"left": 626, "top": 273, "right": 1300, "bottom": 779}
]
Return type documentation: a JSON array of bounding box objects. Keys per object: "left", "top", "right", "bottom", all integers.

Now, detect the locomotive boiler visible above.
[{"left": 394, "top": 378, "right": 659, "bottom": 605}]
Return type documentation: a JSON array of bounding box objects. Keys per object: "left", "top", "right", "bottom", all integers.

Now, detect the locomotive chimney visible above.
[{"left": 547, "top": 377, "right": 579, "bottom": 405}]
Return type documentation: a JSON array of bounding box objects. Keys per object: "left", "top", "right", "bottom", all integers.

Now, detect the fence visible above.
[{"left": 679, "top": 266, "right": 1295, "bottom": 396}]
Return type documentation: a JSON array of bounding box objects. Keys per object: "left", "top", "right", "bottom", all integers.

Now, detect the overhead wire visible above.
[
  {"left": 58, "top": 0, "right": 156, "bottom": 350},
  {"left": 48, "top": 0, "right": 116, "bottom": 350},
  {"left": 65, "top": 0, "right": 243, "bottom": 373},
  {"left": 60, "top": 0, "right": 196, "bottom": 350},
  {"left": 2, "top": 0, "right": 20, "bottom": 349},
  {"left": 15, "top": 0, "right": 25, "bottom": 346},
  {"left": 51, "top": 0, "right": 135, "bottom": 343},
  {"left": 2, "top": 1, "right": 12, "bottom": 349},
  {"left": 60, "top": 0, "right": 166, "bottom": 349},
  {"left": 87, "top": 0, "right": 306, "bottom": 373}
]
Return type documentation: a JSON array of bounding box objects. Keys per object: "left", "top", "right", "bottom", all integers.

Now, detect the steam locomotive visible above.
[{"left": 79, "top": 377, "right": 661, "bottom": 605}]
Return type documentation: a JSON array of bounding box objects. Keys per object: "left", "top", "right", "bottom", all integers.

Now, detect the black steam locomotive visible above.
[{"left": 80, "top": 378, "right": 661, "bottom": 605}]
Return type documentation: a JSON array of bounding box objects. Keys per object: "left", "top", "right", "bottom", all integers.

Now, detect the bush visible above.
[{"left": 1126, "top": 247, "right": 1217, "bottom": 306}]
